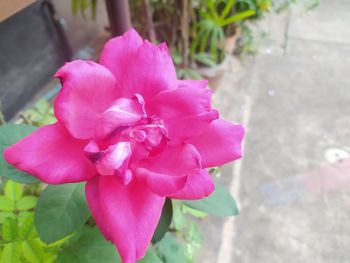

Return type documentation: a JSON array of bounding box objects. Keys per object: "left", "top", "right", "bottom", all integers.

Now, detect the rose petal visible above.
[
  {"left": 99, "top": 28, "right": 143, "bottom": 86},
  {"left": 96, "top": 95, "right": 146, "bottom": 139},
  {"left": 165, "top": 110, "right": 219, "bottom": 144},
  {"left": 187, "top": 119, "right": 244, "bottom": 167},
  {"left": 54, "top": 60, "right": 119, "bottom": 139},
  {"left": 85, "top": 176, "right": 112, "bottom": 240},
  {"left": 136, "top": 144, "right": 201, "bottom": 196},
  {"left": 169, "top": 169, "right": 215, "bottom": 200},
  {"left": 98, "top": 176, "right": 165, "bottom": 263},
  {"left": 96, "top": 142, "right": 133, "bottom": 185},
  {"left": 121, "top": 41, "right": 177, "bottom": 101},
  {"left": 4, "top": 123, "right": 96, "bottom": 184},
  {"left": 147, "top": 87, "right": 218, "bottom": 142}
]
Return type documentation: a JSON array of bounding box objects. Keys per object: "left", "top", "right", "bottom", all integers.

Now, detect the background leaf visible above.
[
  {"left": 56, "top": 227, "right": 121, "bottom": 263},
  {"left": 139, "top": 247, "right": 162, "bottom": 263},
  {"left": 156, "top": 233, "right": 187, "bottom": 263},
  {"left": 2, "top": 217, "right": 19, "bottom": 241},
  {"left": 152, "top": 198, "right": 173, "bottom": 244},
  {"left": 16, "top": 196, "right": 37, "bottom": 211},
  {"left": 21, "top": 239, "right": 45, "bottom": 263},
  {"left": 0, "top": 242, "right": 21, "bottom": 263},
  {"left": 19, "top": 214, "right": 36, "bottom": 240},
  {"left": 0, "top": 124, "right": 39, "bottom": 184},
  {"left": 35, "top": 183, "right": 90, "bottom": 243},
  {"left": 183, "top": 184, "right": 239, "bottom": 216},
  {"left": 0, "top": 196, "right": 15, "bottom": 211},
  {"left": 5, "top": 181, "right": 23, "bottom": 201}
]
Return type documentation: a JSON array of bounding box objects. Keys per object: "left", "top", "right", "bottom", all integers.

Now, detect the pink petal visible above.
[
  {"left": 99, "top": 28, "right": 143, "bottom": 86},
  {"left": 96, "top": 142, "right": 133, "bottom": 185},
  {"left": 85, "top": 176, "right": 112, "bottom": 240},
  {"left": 98, "top": 176, "right": 165, "bottom": 263},
  {"left": 121, "top": 41, "right": 177, "bottom": 101},
  {"left": 136, "top": 144, "right": 201, "bottom": 196},
  {"left": 170, "top": 169, "right": 215, "bottom": 200},
  {"left": 4, "top": 123, "right": 96, "bottom": 184},
  {"left": 165, "top": 110, "right": 219, "bottom": 144},
  {"left": 187, "top": 119, "right": 244, "bottom": 168},
  {"left": 147, "top": 87, "right": 218, "bottom": 142},
  {"left": 54, "top": 60, "right": 119, "bottom": 140},
  {"left": 177, "top": 79, "right": 208, "bottom": 89},
  {"left": 96, "top": 95, "right": 146, "bottom": 139}
]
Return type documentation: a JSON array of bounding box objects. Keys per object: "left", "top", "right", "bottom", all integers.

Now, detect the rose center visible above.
[{"left": 84, "top": 116, "right": 168, "bottom": 185}]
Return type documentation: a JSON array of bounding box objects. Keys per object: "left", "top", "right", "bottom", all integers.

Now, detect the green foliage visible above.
[
  {"left": 156, "top": 233, "right": 187, "bottom": 263},
  {"left": 0, "top": 181, "right": 38, "bottom": 223},
  {"left": 56, "top": 226, "right": 121, "bottom": 263},
  {"left": 183, "top": 184, "right": 239, "bottom": 216},
  {"left": 0, "top": 181, "right": 67, "bottom": 262},
  {"left": 5, "top": 180, "right": 23, "bottom": 201},
  {"left": 71, "top": 0, "right": 97, "bottom": 20},
  {"left": 139, "top": 247, "right": 163, "bottom": 263},
  {"left": 0, "top": 124, "right": 39, "bottom": 184},
  {"left": 21, "top": 100, "right": 56, "bottom": 127},
  {"left": 190, "top": 0, "right": 256, "bottom": 65},
  {"left": 152, "top": 198, "right": 173, "bottom": 244},
  {"left": 35, "top": 183, "right": 90, "bottom": 244}
]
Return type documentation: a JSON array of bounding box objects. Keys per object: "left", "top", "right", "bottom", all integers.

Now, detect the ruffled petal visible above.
[
  {"left": 96, "top": 95, "right": 146, "bottom": 139},
  {"left": 147, "top": 87, "right": 218, "bottom": 142},
  {"left": 4, "top": 123, "right": 96, "bottom": 184},
  {"left": 136, "top": 144, "right": 201, "bottom": 196},
  {"left": 98, "top": 176, "right": 165, "bottom": 263},
  {"left": 85, "top": 176, "right": 112, "bottom": 240},
  {"left": 169, "top": 169, "right": 215, "bottom": 200},
  {"left": 187, "top": 119, "right": 244, "bottom": 167},
  {"left": 165, "top": 110, "right": 219, "bottom": 144},
  {"left": 54, "top": 60, "right": 119, "bottom": 139},
  {"left": 121, "top": 41, "right": 177, "bottom": 101},
  {"left": 99, "top": 28, "right": 143, "bottom": 85},
  {"left": 96, "top": 142, "right": 133, "bottom": 185}
]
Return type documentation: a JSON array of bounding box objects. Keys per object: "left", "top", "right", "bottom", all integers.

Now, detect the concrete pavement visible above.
[{"left": 198, "top": 1, "right": 350, "bottom": 262}]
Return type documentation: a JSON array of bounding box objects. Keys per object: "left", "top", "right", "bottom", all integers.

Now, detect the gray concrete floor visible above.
[{"left": 198, "top": 1, "right": 350, "bottom": 262}]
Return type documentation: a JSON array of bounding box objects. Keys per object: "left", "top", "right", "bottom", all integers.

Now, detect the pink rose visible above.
[{"left": 4, "top": 29, "right": 244, "bottom": 263}]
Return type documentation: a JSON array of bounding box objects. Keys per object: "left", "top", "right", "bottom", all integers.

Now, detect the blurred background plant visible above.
[{"left": 68, "top": 0, "right": 319, "bottom": 79}]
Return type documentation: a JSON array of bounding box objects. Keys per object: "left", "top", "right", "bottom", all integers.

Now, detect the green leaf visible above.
[
  {"left": 152, "top": 198, "right": 173, "bottom": 243},
  {"left": 19, "top": 213, "right": 35, "bottom": 240},
  {"left": 16, "top": 196, "right": 37, "bottom": 211},
  {"left": 0, "top": 196, "right": 15, "bottom": 211},
  {"left": 0, "top": 124, "right": 39, "bottom": 184},
  {"left": 183, "top": 184, "right": 239, "bottom": 216},
  {"left": 35, "top": 183, "right": 90, "bottom": 243},
  {"left": 221, "top": 10, "right": 256, "bottom": 26},
  {"left": 185, "top": 223, "right": 203, "bottom": 261},
  {"left": 0, "top": 242, "right": 21, "bottom": 263},
  {"left": 219, "top": 0, "right": 236, "bottom": 19},
  {"left": 0, "top": 212, "right": 15, "bottom": 223},
  {"left": 183, "top": 205, "right": 207, "bottom": 218},
  {"left": 56, "top": 227, "right": 121, "bottom": 263},
  {"left": 72, "top": 0, "right": 80, "bottom": 15},
  {"left": 2, "top": 217, "right": 19, "bottom": 241},
  {"left": 21, "top": 239, "right": 45, "bottom": 263},
  {"left": 172, "top": 203, "right": 187, "bottom": 231},
  {"left": 5, "top": 181, "right": 23, "bottom": 201},
  {"left": 139, "top": 247, "right": 162, "bottom": 263},
  {"left": 156, "top": 233, "right": 187, "bottom": 263}
]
